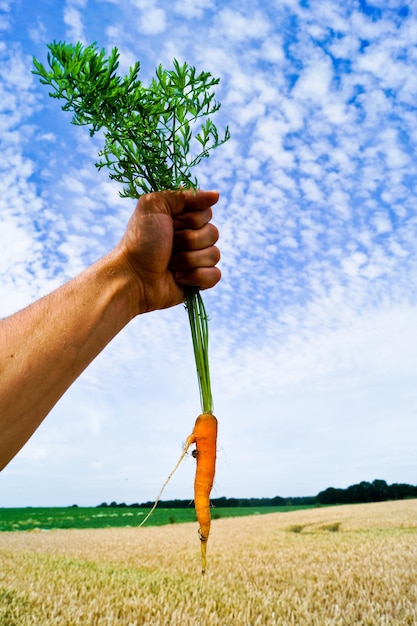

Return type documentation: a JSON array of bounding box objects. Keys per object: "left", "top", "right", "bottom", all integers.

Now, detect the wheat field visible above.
[{"left": 0, "top": 500, "right": 416, "bottom": 625}]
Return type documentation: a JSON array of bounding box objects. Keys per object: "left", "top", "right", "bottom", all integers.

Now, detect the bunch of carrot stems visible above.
[{"left": 185, "top": 288, "right": 213, "bottom": 416}]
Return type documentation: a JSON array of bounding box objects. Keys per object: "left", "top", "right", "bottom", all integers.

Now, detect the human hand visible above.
[{"left": 115, "top": 189, "right": 221, "bottom": 314}]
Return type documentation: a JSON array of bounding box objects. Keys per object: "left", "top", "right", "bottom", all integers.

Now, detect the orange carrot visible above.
[
  {"left": 184, "top": 412, "right": 218, "bottom": 574},
  {"left": 139, "top": 412, "right": 218, "bottom": 573}
]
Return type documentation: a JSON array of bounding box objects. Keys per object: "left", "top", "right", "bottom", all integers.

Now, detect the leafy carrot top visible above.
[{"left": 33, "top": 41, "right": 229, "bottom": 196}]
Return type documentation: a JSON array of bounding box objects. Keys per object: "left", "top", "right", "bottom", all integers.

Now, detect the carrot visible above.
[
  {"left": 184, "top": 412, "right": 218, "bottom": 574},
  {"left": 139, "top": 412, "right": 217, "bottom": 574}
]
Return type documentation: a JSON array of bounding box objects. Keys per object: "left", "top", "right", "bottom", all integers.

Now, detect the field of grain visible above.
[{"left": 1, "top": 500, "right": 416, "bottom": 625}]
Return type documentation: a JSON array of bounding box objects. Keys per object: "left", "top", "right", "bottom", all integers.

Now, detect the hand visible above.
[{"left": 116, "top": 189, "right": 221, "bottom": 314}]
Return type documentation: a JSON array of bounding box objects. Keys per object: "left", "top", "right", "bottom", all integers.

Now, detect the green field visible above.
[{"left": 0, "top": 505, "right": 312, "bottom": 532}]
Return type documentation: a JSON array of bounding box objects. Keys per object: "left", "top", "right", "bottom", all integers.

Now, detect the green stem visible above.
[
  {"left": 162, "top": 114, "right": 213, "bottom": 415},
  {"left": 185, "top": 287, "right": 213, "bottom": 415}
]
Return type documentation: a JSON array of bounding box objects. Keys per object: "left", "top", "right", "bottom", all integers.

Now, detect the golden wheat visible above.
[{"left": 0, "top": 500, "right": 416, "bottom": 625}]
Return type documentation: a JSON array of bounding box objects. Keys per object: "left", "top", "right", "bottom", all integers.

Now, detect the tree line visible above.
[
  {"left": 316, "top": 479, "right": 417, "bottom": 505},
  {"left": 98, "top": 495, "right": 316, "bottom": 509},
  {"left": 97, "top": 479, "right": 417, "bottom": 509}
]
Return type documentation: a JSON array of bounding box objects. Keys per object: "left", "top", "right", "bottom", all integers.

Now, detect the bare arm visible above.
[{"left": 0, "top": 189, "right": 220, "bottom": 469}]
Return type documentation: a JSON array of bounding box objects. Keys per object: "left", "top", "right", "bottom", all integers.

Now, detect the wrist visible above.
[{"left": 101, "top": 247, "right": 143, "bottom": 320}]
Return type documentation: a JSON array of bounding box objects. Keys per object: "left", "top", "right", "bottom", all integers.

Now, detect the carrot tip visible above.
[{"left": 200, "top": 534, "right": 208, "bottom": 574}]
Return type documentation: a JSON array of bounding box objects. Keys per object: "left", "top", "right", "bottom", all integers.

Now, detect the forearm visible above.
[{"left": 0, "top": 249, "right": 139, "bottom": 470}]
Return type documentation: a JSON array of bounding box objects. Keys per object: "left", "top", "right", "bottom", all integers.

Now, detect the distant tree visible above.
[
  {"left": 212, "top": 497, "right": 228, "bottom": 507},
  {"left": 371, "top": 479, "right": 389, "bottom": 501},
  {"left": 388, "top": 482, "right": 417, "bottom": 500},
  {"left": 271, "top": 496, "right": 286, "bottom": 505},
  {"left": 317, "top": 487, "right": 345, "bottom": 505}
]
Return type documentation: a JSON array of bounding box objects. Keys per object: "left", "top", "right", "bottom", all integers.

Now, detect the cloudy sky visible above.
[{"left": 1, "top": 0, "right": 417, "bottom": 507}]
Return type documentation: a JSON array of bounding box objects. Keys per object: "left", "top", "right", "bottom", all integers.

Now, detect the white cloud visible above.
[
  {"left": 0, "top": 219, "right": 40, "bottom": 272},
  {"left": 292, "top": 54, "right": 333, "bottom": 102},
  {"left": 128, "top": 0, "right": 167, "bottom": 34},
  {"left": 259, "top": 36, "right": 285, "bottom": 64},
  {"left": 212, "top": 8, "right": 271, "bottom": 42},
  {"left": 36, "top": 132, "right": 56, "bottom": 142},
  {"left": 174, "top": 0, "right": 216, "bottom": 19},
  {"left": 0, "top": 4, "right": 11, "bottom": 31},
  {"left": 372, "top": 212, "right": 392, "bottom": 235},
  {"left": 129, "top": 0, "right": 156, "bottom": 7},
  {"left": 138, "top": 7, "right": 166, "bottom": 34},
  {"left": 342, "top": 251, "right": 368, "bottom": 277},
  {"left": 329, "top": 34, "right": 360, "bottom": 60},
  {"left": 300, "top": 177, "right": 325, "bottom": 204},
  {"left": 64, "top": 0, "right": 87, "bottom": 41},
  {"left": 212, "top": 301, "right": 417, "bottom": 412},
  {"left": 28, "top": 20, "right": 48, "bottom": 45}
]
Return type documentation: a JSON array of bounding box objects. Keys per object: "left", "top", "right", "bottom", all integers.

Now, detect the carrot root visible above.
[
  {"left": 139, "top": 412, "right": 218, "bottom": 574},
  {"left": 138, "top": 442, "right": 191, "bottom": 528},
  {"left": 189, "top": 413, "right": 218, "bottom": 574}
]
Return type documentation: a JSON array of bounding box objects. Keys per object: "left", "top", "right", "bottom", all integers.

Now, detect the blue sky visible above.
[{"left": 1, "top": 0, "right": 417, "bottom": 506}]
